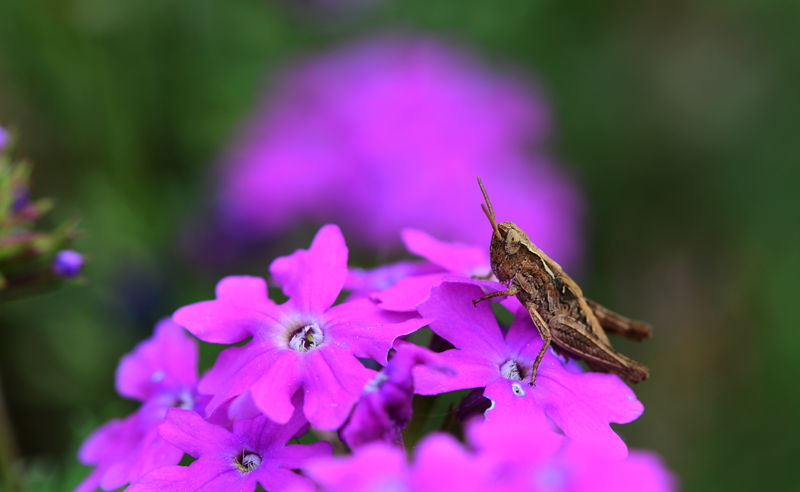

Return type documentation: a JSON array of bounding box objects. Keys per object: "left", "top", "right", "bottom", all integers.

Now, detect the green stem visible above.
[{"left": 0, "top": 375, "right": 20, "bottom": 492}]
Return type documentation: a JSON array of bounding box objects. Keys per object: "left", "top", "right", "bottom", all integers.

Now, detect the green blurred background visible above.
[{"left": 1, "top": 0, "right": 798, "bottom": 490}]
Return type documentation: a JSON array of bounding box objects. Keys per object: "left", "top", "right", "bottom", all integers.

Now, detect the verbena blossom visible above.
[
  {"left": 340, "top": 342, "right": 451, "bottom": 449},
  {"left": 467, "top": 417, "right": 675, "bottom": 492},
  {"left": 218, "top": 36, "right": 582, "bottom": 266},
  {"left": 0, "top": 126, "right": 8, "bottom": 151},
  {"left": 76, "top": 320, "right": 202, "bottom": 491},
  {"left": 127, "top": 405, "right": 330, "bottom": 492},
  {"left": 173, "top": 224, "right": 427, "bottom": 430},
  {"left": 305, "top": 433, "right": 503, "bottom": 492},
  {"left": 307, "top": 417, "right": 673, "bottom": 492},
  {"left": 413, "top": 281, "right": 644, "bottom": 459}
]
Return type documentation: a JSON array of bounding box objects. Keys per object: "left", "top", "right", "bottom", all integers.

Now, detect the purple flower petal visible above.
[
  {"left": 246, "top": 351, "right": 303, "bottom": 425},
  {"left": 324, "top": 298, "right": 427, "bottom": 363},
  {"left": 215, "top": 275, "right": 272, "bottom": 304},
  {"left": 159, "top": 409, "right": 237, "bottom": 458},
  {"left": 402, "top": 228, "right": 489, "bottom": 276},
  {"left": 127, "top": 457, "right": 254, "bottom": 492},
  {"left": 417, "top": 281, "right": 508, "bottom": 357},
  {"left": 269, "top": 224, "right": 348, "bottom": 314},
  {"left": 173, "top": 275, "right": 281, "bottom": 344},
  {"left": 304, "top": 443, "right": 407, "bottom": 492},
  {"left": 256, "top": 467, "right": 318, "bottom": 492},
  {"left": 371, "top": 273, "right": 447, "bottom": 312},
  {"left": 413, "top": 349, "right": 499, "bottom": 395},
  {"left": 115, "top": 319, "right": 198, "bottom": 401},
  {"left": 301, "top": 345, "right": 375, "bottom": 430},
  {"left": 99, "top": 426, "right": 183, "bottom": 490},
  {"left": 132, "top": 407, "right": 329, "bottom": 492},
  {"left": 200, "top": 344, "right": 287, "bottom": 417},
  {"left": 345, "top": 260, "right": 440, "bottom": 298},
  {"left": 341, "top": 343, "right": 451, "bottom": 449}
]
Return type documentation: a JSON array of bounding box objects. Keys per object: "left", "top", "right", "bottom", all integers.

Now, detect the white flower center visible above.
[
  {"left": 500, "top": 359, "right": 523, "bottom": 381},
  {"left": 234, "top": 451, "right": 262, "bottom": 473},
  {"left": 288, "top": 322, "right": 324, "bottom": 352},
  {"left": 172, "top": 389, "right": 194, "bottom": 410}
]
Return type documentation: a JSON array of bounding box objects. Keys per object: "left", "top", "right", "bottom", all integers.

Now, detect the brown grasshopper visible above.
[{"left": 473, "top": 177, "right": 651, "bottom": 385}]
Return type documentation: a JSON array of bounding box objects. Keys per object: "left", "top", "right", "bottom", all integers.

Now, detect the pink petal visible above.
[
  {"left": 256, "top": 467, "right": 317, "bottom": 492},
  {"left": 249, "top": 351, "right": 303, "bottom": 424},
  {"left": 345, "top": 261, "right": 440, "bottom": 298},
  {"left": 413, "top": 349, "right": 499, "bottom": 395},
  {"left": 199, "top": 344, "right": 284, "bottom": 415},
  {"left": 325, "top": 299, "right": 427, "bottom": 363},
  {"left": 215, "top": 275, "right": 271, "bottom": 304},
  {"left": 301, "top": 345, "right": 375, "bottom": 430},
  {"left": 269, "top": 224, "right": 348, "bottom": 314},
  {"left": 304, "top": 443, "right": 407, "bottom": 491},
  {"left": 99, "top": 427, "right": 183, "bottom": 490},
  {"left": 371, "top": 273, "right": 445, "bottom": 312},
  {"left": 275, "top": 442, "right": 334, "bottom": 470},
  {"left": 115, "top": 319, "right": 198, "bottom": 401},
  {"left": 173, "top": 276, "right": 282, "bottom": 344},
  {"left": 417, "top": 281, "right": 507, "bottom": 357},
  {"left": 158, "top": 409, "right": 236, "bottom": 458},
  {"left": 402, "top": 228, "right": 489, "bottom": 276}
]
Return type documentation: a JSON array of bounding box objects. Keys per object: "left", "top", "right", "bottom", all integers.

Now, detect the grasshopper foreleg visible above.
[{"left": 472, "top": 283, "right": 518, "bottom": 306}]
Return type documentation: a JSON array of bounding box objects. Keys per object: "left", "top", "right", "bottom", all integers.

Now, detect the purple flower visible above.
[
  {"left": 218, "top": 36, "right": 583, "bottom": 266},
  {"left": 340, "top": 342, "right": 451, "bottom": 449},
  {"left": 173, "top": 224, "right": 426, "bottom": 430},
  {"left": 305, "top": 433, "right": 506, "bottom": 492},
  {"left": 413, "top": 281, "right": 644, "bottom": 459},
  {"left": 0, "top": 126, "right": 8, "bottom": 152},
  {"left": 468, "top": 417, "right": 675, "bottom": 492},
  {"left": 128, "top": 406, "right": 331, "bottom": 492},
  {"left": 76, "top": 320, "right": 202, "bottom": 490},
  {"left": 52, "top": 249, "right": 84, "bottom": 277},
  {"left": 308, "top": 417, "right": 673, "bottom": 492}
]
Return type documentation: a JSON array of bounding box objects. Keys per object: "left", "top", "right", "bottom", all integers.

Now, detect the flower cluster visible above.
[
  {"left": 0, "top": 127, "right": 82, "bottom": 300},
  {"left": 77, "top": 224, "right": 673, "bottom": 491}
]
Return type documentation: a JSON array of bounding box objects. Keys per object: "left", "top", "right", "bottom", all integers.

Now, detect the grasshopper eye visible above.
[{"left": 505, "top": 229, "right": 521, "bottom": 255}]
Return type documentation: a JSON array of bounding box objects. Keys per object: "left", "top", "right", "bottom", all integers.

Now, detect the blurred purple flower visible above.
[
  {"left": 218, "top": 36, "right": 583, "bottom": 267},
  {"left": 76, "top": 320, "right": 202, "bottom": 491},
  {"left": 0, "top": 126, "right": 8, "bottom": 152},
  {"left": 128, "top": 406, "right": 330, "bottom": 492},
  {"left": 173, "top": 225, "right": 427, "bottom": 430},
  {"left": 413, "top": 281, "right": 644, "bottom": 460},
  {"left": 340, "top": 342, "right": 451, "bottom": 449},
  {"left": 52, "top": 249, "right": 84, "bottom": 277}
]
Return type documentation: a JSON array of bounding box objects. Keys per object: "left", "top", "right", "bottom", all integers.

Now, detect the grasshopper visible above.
[{"left": 473, "top": 178, "right": 651, "bottom": 385}]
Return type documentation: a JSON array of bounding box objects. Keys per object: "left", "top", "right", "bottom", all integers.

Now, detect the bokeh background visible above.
[{"left": 1, "top": 1, "right": 798, "bottom": 491}]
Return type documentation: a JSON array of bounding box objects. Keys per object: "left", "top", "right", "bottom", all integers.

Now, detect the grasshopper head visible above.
[
  {"left": 489, "top": 222, "right": 527, "bottom": 282},
  {"left": 478, "top": 177, "right": 526, "bottom": 283}
]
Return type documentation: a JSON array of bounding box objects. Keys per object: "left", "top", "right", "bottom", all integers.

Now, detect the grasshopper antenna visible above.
[{"left": 477, "top": 177, "right": 502, "bottom": 240}]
